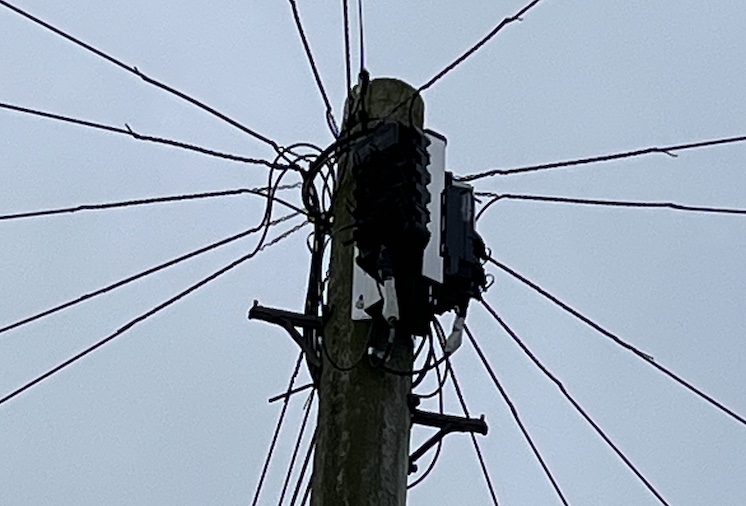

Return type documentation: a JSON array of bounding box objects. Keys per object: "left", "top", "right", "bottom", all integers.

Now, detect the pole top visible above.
[{"left": 343, "top": 76, "right": 424, "bottom": 130}]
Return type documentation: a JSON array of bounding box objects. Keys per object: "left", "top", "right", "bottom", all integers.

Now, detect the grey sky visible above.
[{"left": 2, "top": 1, "right": 746, "bottom": 505}]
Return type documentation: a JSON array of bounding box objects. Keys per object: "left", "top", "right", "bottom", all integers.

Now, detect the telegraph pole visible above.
[{"left": 310, "top": 78, "right": 424, "bottom": 506}]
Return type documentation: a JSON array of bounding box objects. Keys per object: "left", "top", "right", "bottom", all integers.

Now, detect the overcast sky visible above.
[{"left": 2, "top": 1, "right": 746, "bottom": 505}]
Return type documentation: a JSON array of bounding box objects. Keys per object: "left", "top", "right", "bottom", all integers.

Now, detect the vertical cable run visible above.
[
  {"left": 289, "top": 431, "right": 316, "bottom": 505},
  {"left": 251, "top": 352, "right": 304, "bottom": 506},
  {"left": 342, "top": 0, "right": 352, "bottom": 93},
  {"left": 278, "top": 390, "right": 316, "bottom": 504},
  {"left": 357, "top": 0, "right": 365, "bottom": 71}
]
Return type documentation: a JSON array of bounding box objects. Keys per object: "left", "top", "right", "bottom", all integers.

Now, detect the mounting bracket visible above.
[
  {"left": 408, "top": 396, "right": 488, "bottom": 473},
  {"left": 248, "top": 301, "right": 321, "bottom": 369}
]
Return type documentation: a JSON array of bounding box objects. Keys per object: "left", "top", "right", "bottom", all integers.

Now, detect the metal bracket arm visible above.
[
  {"left": 409, "top": 408, "right": 488, "bottom": 473},
  {"left": 248, "top": 301, "right": 321, "bottom": 368}
]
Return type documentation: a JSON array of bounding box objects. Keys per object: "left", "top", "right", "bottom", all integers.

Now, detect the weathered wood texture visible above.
[{"left": 311, "top": 79, "right": 424, "bottom": 506}]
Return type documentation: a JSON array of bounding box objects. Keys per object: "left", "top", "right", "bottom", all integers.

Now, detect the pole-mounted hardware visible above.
[
  {"left": 248, "top": 301, "right": 321, "bottom": 370},
  {"left": 351, "top": 120, "right": 433, "bottom": 337},
  {"left": 312, "top": 78, "right": 426, "bottom": 505},
  {"left": 430, "top": 172, "right": 488, "bottom": 354},
  {"left": 408, "top": 395, "right": 488, "bottom": 473}
]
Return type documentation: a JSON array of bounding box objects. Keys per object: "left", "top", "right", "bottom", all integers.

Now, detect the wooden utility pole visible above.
[{"left": 311, "top": 78, "right": 424, "bottom": 506}]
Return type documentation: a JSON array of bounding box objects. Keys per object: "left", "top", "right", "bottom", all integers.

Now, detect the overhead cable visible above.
[
  {"left": 342, "top": 0, "right": 352, "bottom": 93},
  {"left": 419, "top": 0, "right": 544, "bottom": 92},
  {"left": 289, "top": 431, "right": 316, "bottom": 506},
  {"left": 460, "top": 134, "right": 746, "bottom": 181},
  {"left": 0, "top": 187, "right": 304, "bottom": 222},
  {"left": 475, "top": 193, "right": 746, "bottom": 222},
  {"left": 426, "top": 320, "right": 500, "bottom": 505},
  {"left": 480, "top": 300, "right": 670, "bottom": 505},
  {"left": 278, "top": 390, "right": 316, "bottom": 505},
  {"left": 300, "top": 478, "right": 312, "bottom": 506},
  {"left": 357, "top": 0, "right": 365, "bottom": 71},
  {"left": 0, "top": 102, "right": 287, "bottom": 169},
  {"left": 366, "top": 0, "right": 543, "bottom": 133},
  {"left": 0, "top": 215, "right": 305, "bottom": 407},
  {"left": 252, "top": 352, "right": 304, "bottom": 506},
  {"left": 464, "top": 325, "right": 568, "bottom": 505},
  {"left": 287, "top": 0, "right": 339, "bottom": 137},
  {"left": 269, "top": 382, "right": 314, "bottom": 403},
  {"left": 486, "top": 257, "right": 746, "bottom": 428},
  {"left": 0, "top": 0, "right": 281, "bottom": 151},
  {"left": 450, "top": 373, "right": 501, "bottom": 505},
  {"left": 0, "top": 212, "right": 300, "bottom": 337}
]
